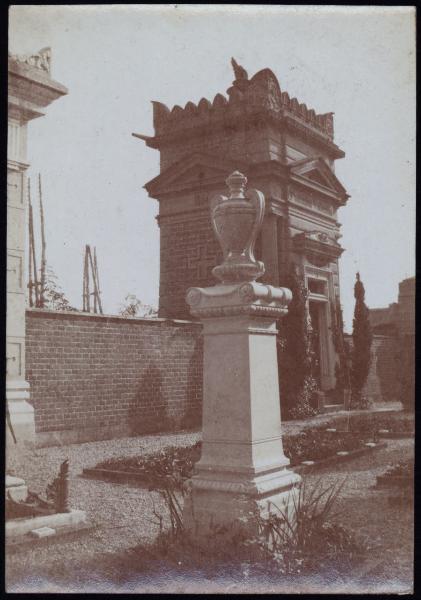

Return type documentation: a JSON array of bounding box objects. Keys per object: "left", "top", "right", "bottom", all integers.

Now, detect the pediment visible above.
[
  {"left": 289, "top": 157, "right": 349, "bottom": 202},
  {"left": 145, "top": 153, "right": 247, "bottom": 197}
]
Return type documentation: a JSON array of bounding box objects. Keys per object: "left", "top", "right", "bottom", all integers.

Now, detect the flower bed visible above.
[
  {"left": 283, "top": 427, "right": 373, "bottom": 465},
  {"left": 90, "top": 428, "right": 375, "bottom": 484},
  {"left": 328, "top": 412, "right": 414, "bottom": 436},
  {"left": 93, "top": 443, "right": 202, "bottom": 484}
]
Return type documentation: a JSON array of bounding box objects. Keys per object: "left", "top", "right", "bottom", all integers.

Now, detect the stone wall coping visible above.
[{"left": 26, "top": 307, "right": 200, "bottom": 327}]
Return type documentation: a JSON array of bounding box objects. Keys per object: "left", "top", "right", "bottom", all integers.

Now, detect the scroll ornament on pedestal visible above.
[{"left": 210, "top": 170, "right": 265, "bottom": 284}]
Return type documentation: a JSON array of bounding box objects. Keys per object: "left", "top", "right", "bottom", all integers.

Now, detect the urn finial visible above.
[
  {"left": 210, "top": 171, "right": 265, "bottom": 284},
  {"left": 226, "top": 170, "right": 247, "bottom": 199}
]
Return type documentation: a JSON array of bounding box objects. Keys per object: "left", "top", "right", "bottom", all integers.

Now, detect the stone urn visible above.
[{"left": 211, "top": 171, "right": 265, "bottom": 283}]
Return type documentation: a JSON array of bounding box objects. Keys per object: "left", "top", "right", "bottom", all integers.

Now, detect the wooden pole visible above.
[
  {"left": 28, "top": 178, "right": 34, "bottom": 308},
  {"left": 82, "top": 248, "right": 86, "bottom": 312},
  {"left": 82, "top": 249, "right": 85, "bottom": 311},
  {"left": 39, "top": 174, "right": 47, "bottom": 308},
  {"left": 87, "top": 246, "right": 99, "bottom": 314},
  {"left": 93, "top": 247, "right": 103, "bottom": 315},
  {"left": 85, "top": 245, "right": 90, "bottom": 313},
  {"left": 89, "top": 248, "right": 97, "bottom": 314},
  {"left": 28, "top": 179, "right": 40, "bottom": 307}
]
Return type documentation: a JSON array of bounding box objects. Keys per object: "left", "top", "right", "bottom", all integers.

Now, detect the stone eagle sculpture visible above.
[{"left": 231, "top": 57, "right": 248, "bottom": 81}]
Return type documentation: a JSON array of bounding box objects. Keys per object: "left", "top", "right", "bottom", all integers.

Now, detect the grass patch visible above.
[{"left": 120, "top": 477, "right": 367, "bottom": 580}]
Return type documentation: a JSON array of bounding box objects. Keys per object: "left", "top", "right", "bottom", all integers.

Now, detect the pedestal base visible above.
[
  {"left": 183, "top": 466, "right": 301, "bottom": 536},
  {"left": 6, "top": 475, "right": 28, "bottom": 503},
  {"left": 6, "top": 380, "right": 35, "bottom": 447}
]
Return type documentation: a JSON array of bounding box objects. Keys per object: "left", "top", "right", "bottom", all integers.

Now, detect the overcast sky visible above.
[{"left": 9, "top": 5, "right": 415, "bottom": 331}]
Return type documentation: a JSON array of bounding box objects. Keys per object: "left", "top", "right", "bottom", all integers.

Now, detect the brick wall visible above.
[
  {"left": 26, "top": 309, "right": 203, "bottom": 447},
  {"left": 364, "top": 335, "right": 399, "bottom": 402},
  {"left": 159, "top": 212, "right": 222, "bottom": 319},
  {"left": 345, "top": 333, "right": 399, "bottom": 403}
]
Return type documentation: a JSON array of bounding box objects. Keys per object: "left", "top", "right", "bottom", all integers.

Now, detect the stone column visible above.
[
  {"left": 7, "top": 49, "right": 68, "bottom": 447},
  {"left": 183, "top": 172, "right": 301, "bottom": 534}
]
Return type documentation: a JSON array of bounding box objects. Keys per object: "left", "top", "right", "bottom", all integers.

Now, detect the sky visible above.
[{"left": 9, "top": 5, "right": 415, "bottom": 331}]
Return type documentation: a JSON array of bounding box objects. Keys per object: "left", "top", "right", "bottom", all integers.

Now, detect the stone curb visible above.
[
  {"left": 6, "top": 522, "right": 95, "bottom": 551},
  {"left": 375, "top": 474, "right": 413, "bottom": 488},
  {"left": 82, "top": 468, "right": 152, "bottom": 487},
  {"left": 376, "top": 431, "right": 414, "bottom": 439},
  {"left": 294, "top": 441, "right": 388, "bottom": 473},
  {"left": 6, "top": 509, "right": 88, "bottom": 538}
]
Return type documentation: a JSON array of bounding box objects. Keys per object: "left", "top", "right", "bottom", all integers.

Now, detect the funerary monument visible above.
[
  {"left": 136, "top": 59, "right": 349, "bottom": 395},
  {"left": 7, "top": 48, "right": 67, "bottom": 445},
  {"left": 183, "top": 170, "right": 301, "bottom": 533}
]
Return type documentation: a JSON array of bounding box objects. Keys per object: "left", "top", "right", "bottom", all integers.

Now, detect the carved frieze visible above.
[
  {"left": 293, "top": 230, "right": 343, "bottom": 267},
  {"left": 9, "top": 47, "right": 51, "bottom": 74},
  {"left": 290, "top": 190, "right": 334, "bottom": 216}
]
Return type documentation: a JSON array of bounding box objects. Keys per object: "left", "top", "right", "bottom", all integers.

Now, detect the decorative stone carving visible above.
[
  {"left": 210, "top": 171, "right": 265, "bottom": 284},
  {"left": 231, "top": 57, "right": 248, "bottom": 81},
  {"left": 293, "top": 230, "right": 343, "bottom": 267},
  {"left": 9, "top": 47, "right": 51, "bottom": 74}
]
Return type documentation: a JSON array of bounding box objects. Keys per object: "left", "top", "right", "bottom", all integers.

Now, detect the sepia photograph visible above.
[{"left": 6, "top": 4, "right": 415, "bottom": 594}]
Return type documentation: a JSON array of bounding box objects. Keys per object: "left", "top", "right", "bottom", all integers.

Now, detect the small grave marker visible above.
[{"left": 30, "top": 527, "right": 56, "bottom": 539}]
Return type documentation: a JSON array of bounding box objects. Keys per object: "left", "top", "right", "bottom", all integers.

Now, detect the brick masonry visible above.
[
  {"left": 344, "top": 333, "right": 399, "bottom": 404},
  {"left": 159, "top": 212, "right": 222, "bottom": 319},
  {"left": 26, "top": 309, "right": 203, "bottom": 447},
  {"left": 363, "top": 335, "right": 399, "bottom": 403}
]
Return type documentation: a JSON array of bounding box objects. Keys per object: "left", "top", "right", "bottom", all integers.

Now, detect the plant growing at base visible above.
[
  {"left": 140, "top": 475, "right": 366, "bottom": 577},
  {"left": 277, "top": 264, "right": 318, "bottom": 420}
]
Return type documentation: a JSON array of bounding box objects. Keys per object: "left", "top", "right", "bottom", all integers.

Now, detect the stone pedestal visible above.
[
  {"left": 6, "top": 381, "right": 35, "bottom": 447},
  {"left": 183, "top": 281, "right": 301, "bottom": 534},
  {"left": 6, "top": 475, "right": 28, "bottom": 503},
  {"left": 181, "top": 171, "right": 301, "bottom": 535}
]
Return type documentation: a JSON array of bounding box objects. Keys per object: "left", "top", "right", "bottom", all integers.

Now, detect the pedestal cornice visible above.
[{"left": 186, "top": 281, "right": 292, "bottom": 320}]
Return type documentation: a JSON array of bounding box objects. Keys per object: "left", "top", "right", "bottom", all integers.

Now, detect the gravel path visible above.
[{"left": 6, "top": 430, "right": 413, "bottom": 594}]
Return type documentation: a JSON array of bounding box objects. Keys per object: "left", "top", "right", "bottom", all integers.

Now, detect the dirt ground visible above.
[{"left": 6, "top": 430, "right": 413, "bottom": 594}]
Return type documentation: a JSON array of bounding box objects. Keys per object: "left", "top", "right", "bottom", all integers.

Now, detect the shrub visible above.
[{"left": 278, "top": 265, "right": 319, "bottom": 420}]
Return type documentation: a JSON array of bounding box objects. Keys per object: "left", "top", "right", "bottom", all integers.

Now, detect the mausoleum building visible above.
[{"left": 136, "top": 60, "right": 350, "bottom": 393}]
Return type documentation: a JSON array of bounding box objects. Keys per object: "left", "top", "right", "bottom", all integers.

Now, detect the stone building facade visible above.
[{"left": 136, "top": 60, "right": 349, "bottom": 392}]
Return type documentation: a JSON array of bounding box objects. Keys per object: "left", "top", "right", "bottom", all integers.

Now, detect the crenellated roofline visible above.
[
  {"left": 147, "top": 65, "right": 335, "bottom": 140},
  {"left": 133, "top": 61, "right": 344, "bottom": 160}
]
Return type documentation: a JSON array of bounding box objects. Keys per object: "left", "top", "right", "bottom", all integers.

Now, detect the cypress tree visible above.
[{"left": 351, "top": 272, "right": 372, "bottom": 407}]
